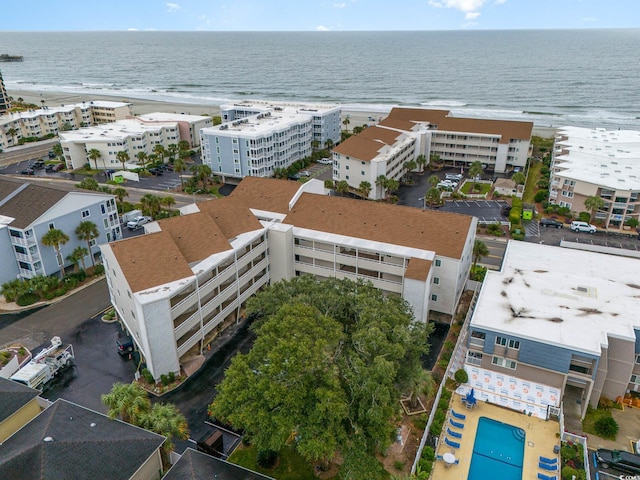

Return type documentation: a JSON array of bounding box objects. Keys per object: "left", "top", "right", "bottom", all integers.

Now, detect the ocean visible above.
[{"left": 0, "top": 29, "right": 639, "bottom": 129}]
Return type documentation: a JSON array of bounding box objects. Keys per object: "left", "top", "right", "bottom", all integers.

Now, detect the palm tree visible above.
[
  {"left": 113, "top": 187, "right": 129, "bottom": 212},
  {"left": 428, "top": 175, "right": 440, "bottom": 188},
  {"left": 473, "top": 239, "right": 489, "bottom": 270},
  {"left": 139, "top": 403, "right": 189, "bottom": 464},
  {"left": 153, "top": 144, "right": 166, "bottom": 165},
  {"left": 375, "top": 175, "right": 388, "bottom": 198},
  {"left": 469, "top": 160, "right": 484, "bottom": 180},
  {"left": 67, "top": 246, "right": 89, "bottom": 272},
  {"left": 166, "top": 144, "right": 178, "bottom": 163},
  {"left": 173, "top": 158, "right": 186, "bottom": 189},
  {"left": 311, "top": 139, "right": 320, "bottom": 151},
  {"left": 101, "top": 382, "right": 151, "bottom": 425},
  {"left": 41, "top": 228, "right": 70, "bottom": 276},
  {"left": 429, "top": 153, "right": 441, "bottom": 169},
  {"left": 75, "top": 220, "right": 100, "bottom": 267},
  {"left": 52, "top": 143, "right": 63, "bottom": 160},
  {"left": 177, "top": 140, "right": 190, "bottom": 154},
  {"left": 386, "top": 178, "right": 400, "bottom": 194},
  {"left": 416, "top": 154, "right": 427, "bottom": 173},
  {"left": 87, "top": 148, "right": 103, "bottom": 169},
  {"left": 511, "top": 172, "right": 526, "bottom": 186},
  {"left": 404, "top": 159, "right": 417, "bottom": 182},
  {"left": 1, "top": 279, "right": 31, "bottom": 303},
  {"left": 6, "top": 127, "right": 18, "bottom": 145},
  {"left": 140, "top": 194, "right": 162, "bottom": 219},
  {"left": 336, "top": 180, "right": 350, "bottom": 197},
  {"left": 324, "top": 139, "right": 334, "bottom": 151},
  {"left": 358, "top": 181, "right": 372, "bottom": 199},
  {"left": 342, "top": 117, "right": 350, "bottom": 133},
  {"left": 160, "top": 196, "right": 175, "bottom": 211},
  {"left": 136, "top": 151, "right": 148, "bottom": 169},
  {"left": 190, "top": 164, "right": 212, "bottom": 191},
  {"left": 584, "top": 196, "right": 605, "bottom": 222},
  {"left": 424, "top": 187, "right": 442, "bottom": 207},
  {"left": 116, "top": 151, "right": 130, "bottom": 171}
]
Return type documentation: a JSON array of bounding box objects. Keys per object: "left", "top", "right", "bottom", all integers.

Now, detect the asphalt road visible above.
[{"left": 0, "top": 139, "right": 58, "bottom": 168}]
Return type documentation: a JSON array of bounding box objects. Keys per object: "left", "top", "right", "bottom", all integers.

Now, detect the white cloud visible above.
[
  {"left": 334, "top": 2, "right": 346, "bottom": 7},
  {"left": 316, "top": 25, "right": 330, "bottom": 31},
  {"left": 465, "top": 11, "right": 481, "bottom": 19},
  {"left": 127, "top": 28, "right": 138, "bottom": 31},
  {"left": 494, "top": 0, "right": 507, "bottom": 4},
  {"left": 428, "top": 0, "right": 487, "bottom": 12},
  {"left": 165, "top": 2, "right": 181, "bottom": 13}
]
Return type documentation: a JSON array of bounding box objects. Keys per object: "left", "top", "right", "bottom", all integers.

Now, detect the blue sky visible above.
[{"left": 3, "top": 0, "right": 638, "bottom": 31}]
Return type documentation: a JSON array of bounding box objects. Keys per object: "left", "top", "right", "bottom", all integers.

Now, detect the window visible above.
[
  {"left": 631, "top": 375, "right": 640, "bottom": 385},
  {"left": 345, "top": 165, "right": 349, "bottom": 170},
  {"left": 9, "top": 229, "right": 23, "bottom": 238},
  {"left": 435, "top": 259, "right": 441, "bottom": 267},
  {"left": 431, "top": 294, "right": 438, "bottom": 301},
  {"left": 433, "top": 277, "right": 440, "bottom": 285},
  {"left": 361, "top": 171, "right": 365, "bottom": 175},
  {"left": 467, "top": 351, "right": 483, "bottom": 366},
  {"left": 492, "top": 356, "right": 517, "bottom": 370},
  {"left": 48, "top": 222, "right": 55, "bottom": 230},
  {"left": 508, "top": 339, "right": 520, "bottom": 350},
  {"left": 14, "top": 245, "right": 27, "bottom": 254},
  {"left": 82, "top": 209, "right": 90, "bottom": 218},
  {"left": 495, "top": 336, "right": 507, "bottom": 346},
  {"left": 561, "top": 191, "right": 574, "bottom": 198},
  {"left": 635, "top": 354, "right": 640, "bottom": 365}
]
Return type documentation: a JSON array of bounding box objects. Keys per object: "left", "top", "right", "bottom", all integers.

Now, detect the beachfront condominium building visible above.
[
  {"left": 0, "top": 101, "right": 132, "bottom": 151},
  {"left": 549, "top": 126, "right": 640, "bottom": 229},
  {"left": 199, "top": 103, "right": 341, "bottom": 181},
  {"left": 60, "top": 113, "right": 211, "bottom": 171},
  {"left": 220, "top": 101, "right": 341, "bottom": 148},
  {"left": 0, "top": 178, "right": 120, "bottom": 284},
  {"left": 463, "top": 241, "right": 640, "bottom": 420},
  {"left": 333, "top": 107, "right": 533, "bottom": 200},
  {"left": 100, "top": 177, "right": 476, "bottom": 381},
  {"left": 0, "top": 70, "right": 10, "bottom": 115}
]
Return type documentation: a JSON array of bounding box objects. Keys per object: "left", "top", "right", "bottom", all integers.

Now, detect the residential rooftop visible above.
[
  {"left": 164, "top": 448, "right": 274, "bottom": 480},
  {"left": 202, "top": 109, "right": 312, "bottom": 136},
  {"left": 0, "top": 377, "right": 39, "bottom": 424},
  {"left": 59, "top": 117, "right": 178, "bottom": 142},
  {"left": 332, "top": 125, "right": 406, "bottom": 161},
  {"left": 0, "top": 100, "right": 130, "bottom": 122},
  {"left": 471, "top": 241, "right": 640, "bottom": 356},
  {"left": 0, "top": 180, "right": 67, "bottom": 229},
  {"left": 554, "top": 126, "right": 640, "bottom": 191},
  {"left": 137, "top": 112, "right": 210, "bottom": 123},
  {"left": 221, "top": 100, "right": 339, "bottom": 114}
]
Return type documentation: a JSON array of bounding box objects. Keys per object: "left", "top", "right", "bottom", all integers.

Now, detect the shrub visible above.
[
  {"left": 593, "top": 416, "right": 618, "bottom": 439},
  {"left": 540, "top": 166, "right": 550, "bottom": 176},
  {"left": 64, "top": 277, "right": 79, "bottom": 289},
  {"left": 418, "top": 458, "right": 433, "bottom": 477},
  {"left": 256, "top": 449, "right": 278, "bottom": 468},
  {"left": 486, "top": 222, "right": 504, "bottom": 236},
  {"left": 161, "top": 374, "right": 170, "bottom": 386},
  {"left": 16, "top": 292, "right": 40, "bottom": 306},
  {"left": 454, "top": 369, "right": 469, "bottom": 384},
  {"left": 578, "top": 212, "right": 591, "bottom": 222},
  {"left": 54, "top": 287, "right": 67, "bottom": 297},
  {"left": 93, "top": 264, "right": 105, "bottom": 275},
  {"left": 394, "top": 460, "right": 405, "bottom": 471},
  {"left": 421, "top": 446, "right": 435, "bottom": 461},
  {"left": 534, "top": 190, "right": 549, "bottom": 202},
  {"left": 142, "top": 368, "right": 154, "bottom": 384},
  {"left": 537, "top": 178, "right": 550, "bottom": 189},
  {"left": 168, "top": 371, "right": 175, "bottom": 383},
  {"left": 44, "top": 291, "right": 56, "bottom": 300},
  {"left": 560, "top": 444, "right": 578, "bottom": 461},
  {"left": 626, "top": 217, "right": 640, "bottom": 228}
]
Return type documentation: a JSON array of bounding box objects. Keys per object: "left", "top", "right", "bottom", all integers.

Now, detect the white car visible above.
[
  {"left": 300, "top": 170, "right": 311, "bottom": 177},
  {"left": 437, "top": 180, "right": 457, "bottom": 190},
  {"left": 445, "top": 173, "right": 463, "bottom": 181},
  {"left": 317, "top": 158, "right": 333, "bottom": 165},
  {"left": 570, "top": 221, "right": 596, "bottom": 233}
]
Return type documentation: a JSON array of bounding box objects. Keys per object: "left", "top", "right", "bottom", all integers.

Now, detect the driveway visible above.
[{"left": 439, "top": 199, "right": 510, "bottom": 224}]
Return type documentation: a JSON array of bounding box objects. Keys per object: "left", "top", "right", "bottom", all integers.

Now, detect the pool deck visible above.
[{"left": 433, "top": 393, "right": 561, "bottom": 480}]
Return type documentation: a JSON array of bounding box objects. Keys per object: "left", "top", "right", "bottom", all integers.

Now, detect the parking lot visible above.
[{"left": 439, "top": 199, "right": 510, "bottom": 223}]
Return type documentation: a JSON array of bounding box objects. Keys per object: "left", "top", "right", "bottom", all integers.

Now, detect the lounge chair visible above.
[
  {"left": 537, "top": 474, "right": 557, "bottom": 480},
  {"left": 539, "top": 456, "right": 558, "bottom": 464},
  {"left": 436, "top": 454, "right": 443, "bottom": 461},
  {"left": 539, "top": 462, "right": 558, "bottom": 471},
  {"left": 451, "top": 409, "right": 466, "bottom": 420},
  {"left": 446, "top": 427, "right": 462, "bottom": 439},
  {"left": 449, "top": 418, "right": 465, "bottom": 429},
  {"left": 444, "top": 437, "right": 461, "bottom": 449}
]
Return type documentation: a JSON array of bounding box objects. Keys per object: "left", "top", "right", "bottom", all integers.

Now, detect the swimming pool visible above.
[{"left": 467, "top": 417, "right": 525, "bottom": 480}]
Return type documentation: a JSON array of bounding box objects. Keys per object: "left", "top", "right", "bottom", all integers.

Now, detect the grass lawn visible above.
[
  {"left": 460, "top": 181, "right": 491, "bottom": 195},
  {"left": 522, "top": 160, "right": 542, "bottom": 204},
  {"left": 228, "top": 444, "right": 323, "bottom": 480},
  {"left": 582, "top": 406, "right": 615, "bottom": 438}
]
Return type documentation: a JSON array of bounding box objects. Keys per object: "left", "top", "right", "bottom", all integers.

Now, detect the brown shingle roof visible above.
[
  {"left": 0, "top": 180, "right": 67, "bottom": 229},
  {"left": 229, "top": 176, "right": 301, "bottom": 214},
  {"left": 156, "top": 212, "right": 231, "bottom": 263},
  {"left": 333, "top": 126, "right": 404, "bottom": 161},
  {"left": 196, "top": 197, "right": 263, "bottom": 239},
  {"left": 110, "top": 231, "right": 194, "bottom": 292},
  {"left": 0, "top": 178, "right": 23, "bottom": 203},
  {"left": 405, "top": 257, "right": 433, "bottom": 281},
  {"left": 285, "top": 193, "right": 472, "bottom": 259}
]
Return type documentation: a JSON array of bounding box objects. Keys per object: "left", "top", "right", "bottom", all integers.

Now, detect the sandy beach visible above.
[{"left": 7, "top": 89, "right": 556, "bottom": 138}]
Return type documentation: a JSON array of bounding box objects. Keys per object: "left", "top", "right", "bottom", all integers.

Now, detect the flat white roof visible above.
[
  {"left": 554, "top": 126, "right": 640, "bottom": 191},
  {"left": 60, "top": 118, "right": 178, "bottom": 142},
  {"left": 471, "top": 241, "right": 640, "bottom": 356},
  {"left": 202, "top": 110, "right": 312, "bottom": 137},
  {"left": 221, "top": 100, "right": 340, "bottom": 115},
  {"left": 0, "top": 101, "right": 130, "bottom": 121},
  {"left": 137, "top": 112, "right": 210, "bottom": 124}
]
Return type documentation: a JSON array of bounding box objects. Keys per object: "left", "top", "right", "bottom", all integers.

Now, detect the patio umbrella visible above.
[{"left": 469, "top": 388, "right": 475, "bottom": 400}]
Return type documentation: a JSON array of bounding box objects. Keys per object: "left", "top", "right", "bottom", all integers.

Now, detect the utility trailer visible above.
[{"left": 10, "top": 336, "right": 74, "bottom": 390}]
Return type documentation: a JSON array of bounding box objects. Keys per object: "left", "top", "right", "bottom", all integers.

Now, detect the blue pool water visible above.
[{"left": 467, "top": 417, "right": 525, "bottom": 480}]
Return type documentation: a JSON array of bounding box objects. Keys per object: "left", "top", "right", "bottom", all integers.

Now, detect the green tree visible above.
[
  {"left": 584, "top": 196, "right": 605, "bottom": 222},
  {"left": 135, "top": 151, "right": 148, "bottom": 169},
  {"left": 52, "top": 143, "right": 63, "bottom": 160},
  {"left": 211, "top": 277, "right": 432, "bottom": 474},
  {"left": 101, "top": 382, "right": 151, "bottom": 424},
  {"left": 153, "top": 144, "right": 166, "bottom": 164},
  {"left": 336, "top": 180, "right": 350, "bottom": 196},
  {"left": 166, "top": 144, "right": 178, "bottom": 162},
  {"left": 469, "top": 160, "right": 484, "bottom": 180},
  {"left": 386, "top": 178, "right": 400, "bottom": 194},
  {"left": 311, "top": 139, "right": 320, "bottom": 151},
  {"left": 113, "top": 187, "right": 129, "bottom": 212},
  {"left": 139, "top": 403, "right": 189, "bottom": 464},
  {"left": 342, "top": 117, "right": 350, "bottom": 133},
  {"left": 473, "top": 239, "right": 489, "bottom": 270},
  {"left": 324, "top": 139, "right": 334, "bottom": 150},
  {"left": 75, "top": 220, "right": 100, "bottom": 267},
  {"left": 87, "top": 148, "right": 103, "bottom": 169},
  {"left": 177, "top": 140, "right": 190, "bottom": 154},
  {"left": 140, "top": 193, "right": 162, "bottom": 219},
  {"left": 428, "top": 153, "right": 441, "bottom": 169},
  {"left": 1, "top": 279, "right": 31, "bottom": 303},
  {"left": 190, "top": 164, "right": 212, "bottom": 191},
  {"left": 6, "top": 127, "right": 18, "bottom": 145},
  {"left": 416, "top": 154, "right": 427, "bottom": 172},
  {"left": 375, "top": 175, "right": 388, "bottom": 198},
  {"left": 77, "top": 178, "right": 99, "bottom": 191},
  {"left": 511, "top": 171, "right": 526, "bottom": 185},
  {"left": 358, "top": 181, "right": 372, "bottom": 199},
  {"left": 116, "top": 150, "right": 130, "bottom": 171},
  {"left": 428, "top": 175, "right": 440, "bottom": 188},
  {"left": 41, "top": 228, "right": 70, "bottom": 275},
  {"left": 424, "top": 187, "right": 442, "bottom": 206},
  {"left": 67, "top": 246, "right": 89, "bottom": 272},
  {"left": 160, "top": 195, "right": 175, "bottom": 210},
  {"left": 172, "top": 157, "right": 187, "bottom": 189},
  {"left": 403, "top": 159, "right": 417, "bottom": 182}
]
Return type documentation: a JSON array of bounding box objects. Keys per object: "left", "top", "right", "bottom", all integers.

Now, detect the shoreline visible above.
[{"left": 7, "top": 89, "right": 557, "bottom": 138}]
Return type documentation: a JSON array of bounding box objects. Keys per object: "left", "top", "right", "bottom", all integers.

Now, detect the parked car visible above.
[
  {"left": 116, "top": 335, "right": 134, "bottom": 356},
  {"left": 570, "top": 221, "right": 596, "bottom": 233},
  {"left": 300, "top": 170, "right": 311, "bottom": 177},
  {"left": 127, "top": 216, "right": 152, "bottom": 230},
  {"left": 437, "top": 180, "right": 457, "bottom": 190},
  {"left": 596, "top": 449, "right": 640, "bottom": 474},
  {"left": 48, "top": 150, "right": 56, "bottom": 158},
  {"left": 540, "top": 218, "right": 563, "bottom": 228},
  {"left": 45, "top": 164, "right": 55, "bottom": 172},
  {"left": 148, "top": 167, "right": 163, "bottom": 176},
  {"left": 287, "top": 174, "right": 301, "bottom": 181},
  {"left": 317, "top": 158, "right": 333, "bottom": 165},
  {"left": 20, "top": 168, "right": 35, "bottom": 175},
  {"left": 445, "top": 173, "right": 463, "bottom": 181},
  {"left": 33, "top": 160, "right": 45, "bottom": 170},
  {"left": 52, "top": 163, "right": 65, "bottom": 172},
  {"left": 501, "top": 205, "right": 512, "bottom": 216}
]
